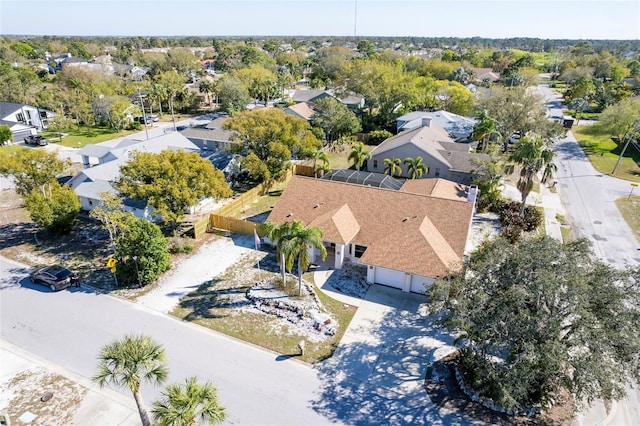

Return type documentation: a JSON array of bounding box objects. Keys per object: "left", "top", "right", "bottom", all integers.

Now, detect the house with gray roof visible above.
[
  {"left": 367, "top": 117, "right": 489, "bottom": 184},
  {"left": 292, "top": 89, "right": 364, "bottom": 110},
  {"left": 396, "top": 110, "right": 476, "bottom": 141},
  {"left": 69, "top": 132, "right": 200, "bottom": 218},
  {"left": 178, "top": 117, "right": 237, "bottom": 151}
]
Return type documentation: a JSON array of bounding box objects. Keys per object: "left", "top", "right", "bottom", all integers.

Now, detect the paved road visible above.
[
  {"left": 536, "top": 83, "right": 640, "bottom": 268},
  {"left": 536, "top": 81, "right": 640, "bottom": 425},
  {"left": 0, "top": 257, "right": 332, "bottom": 426}
]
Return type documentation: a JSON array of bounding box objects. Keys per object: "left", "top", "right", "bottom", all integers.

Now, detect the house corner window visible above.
[
  {"left": 373, "top": 160, "right": 378, "bottom": 169},
  {"left": 435, "top": 168, "right": 440, "bottom": 177}
]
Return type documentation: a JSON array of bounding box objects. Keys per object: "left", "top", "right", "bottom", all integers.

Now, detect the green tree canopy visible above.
[
  {"left": 217, "top": 76, "right": 252, "bottom": 114},
  {"left": 0, "top": 124, "right": 12, "bottom": 145},
  {"left": 115, "top": 150, "right": 232, "bottom": 226},
  {"left": 0, "top": 149, "right": 69, "bottom": 197},
  {"left": 311, "top": 97, "right": 362, "bottom": 143},
  {"left": 224, "top": 109, "right": 322, "bottom": 179},
  {"left": 428, "top": 236, "right": 640, "bottom": 410},
  {"left": 593, "top": 98, "right": 640, "bottom": 142},
  {"left": 24, "top": 179, "right": 81, "bottom": 234},
  {"left": 93, "top": 334, "right": 169, "bottom": 426},
  {"left": 403, "top": 156, "right": 428, "bottom": 179},
  {"left": 115, "top": 214, "right": 171, "bottom": 286}
]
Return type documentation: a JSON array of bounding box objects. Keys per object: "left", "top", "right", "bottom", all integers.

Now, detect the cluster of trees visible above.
[
  {"left": 429, "top": 236, "right": 640, "bottom": 412},
  {"left": 94, "top": 334, "right": 226, "bottom": 426}
]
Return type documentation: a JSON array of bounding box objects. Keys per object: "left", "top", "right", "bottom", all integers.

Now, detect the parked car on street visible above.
[
  {"left": 24, "top": 135, "right": 49, "bottom": 146},
  {"left": 135, "top": 116, "right": 153, "bottom": 124},
  {"left": 29, "top": 265, "right": 76, "bottom": 291}
]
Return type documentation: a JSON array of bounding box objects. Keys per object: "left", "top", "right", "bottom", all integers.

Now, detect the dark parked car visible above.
[
  {"left": 29, "top": 265, "right": 76, "bottom": 291},
  {"left": 24, "top": 135, "right": 49, "bottom": 146},
  {"left": 135, "top": 116, "right": 153, "bottom": 124}
]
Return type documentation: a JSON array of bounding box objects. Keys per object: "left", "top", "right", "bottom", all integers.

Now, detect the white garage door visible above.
[
  {"left": 410, "top": 275, "right": 429, "bottom": 294},
  {"left": 374, "top": 267, "right": 404, "bottom": 290}
]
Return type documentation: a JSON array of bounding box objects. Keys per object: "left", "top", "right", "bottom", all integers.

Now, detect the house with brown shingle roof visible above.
[{"left": 267, "top": 175, "right": 477, "bottom": 293}]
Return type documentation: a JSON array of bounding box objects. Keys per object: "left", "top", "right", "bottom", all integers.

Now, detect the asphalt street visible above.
[
  {"left": 0, "top": 257, "right": 332, "bottom": 426},
  {"left": 537, "top": 83, "right": 640, "bottom": 269}
]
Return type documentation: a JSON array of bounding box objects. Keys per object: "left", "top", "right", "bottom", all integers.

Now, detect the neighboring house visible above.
[
  {"left": 284, "top": 102, "right": 316, "bottom": 121},
  {"left": 0, "top": 102, "right": 56, "bottom": 140},
  {"left": 69, "top": 132, "right": 201, "bottom": 218},
  {"left": 179, "top": 117, "right": 237, "bottom": 151},
  {"left": 292, "top": 88, "right": 365, "bottom": 110},
  {"left": 267, "top": 175, "right": 477, "bottom": 293},
  {"left": 396, "top": 110, "right": 476, "bottom": 141},
  {"left": 471, "top": 68, "right": 500, "bottom": 83},
  {"left": 368, "top": 117, "right": 489, "bottom": 184}
]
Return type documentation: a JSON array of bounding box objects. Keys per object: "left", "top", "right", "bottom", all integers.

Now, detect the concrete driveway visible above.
[{"left": 313, "top": 279, "right": 480, "bottom": 425}]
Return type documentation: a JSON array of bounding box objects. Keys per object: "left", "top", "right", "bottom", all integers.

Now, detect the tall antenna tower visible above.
[{"left": 354, "top": 0, "right": 358, "bottom": 37}]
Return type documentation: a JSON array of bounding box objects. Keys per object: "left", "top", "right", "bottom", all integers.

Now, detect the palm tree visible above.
[
  {"left": 199, "top": 79, "right": 214, "bottom": 108},
  {"left": 506, "top": 137, "right": 556, "bottom": 215},
  {"left": 383, "top": 157, "right": 402, "bottom": 177},
  {"left": 152, "top": 376, "right": 227, "bottom": 426},
  {"left": 310, "top": 149, "right": 330, "bottom": 177},
  {"left": 264, "top": 221, "right": 292, "bottom": 284},
  {"left": 348, "top": 142, "right": 371, "bottom": 171},
  {"left": 281, "top": 221, "right": 327, "bottom": 296},
  {"left": 472, "top": 111, "right": 502, "bottom": 152},
  {"left": 93, "top": 334, "right": 169, "bottom": 426},
  {"left": 404, "top": 156, "right": 428, "bottom": 179}
]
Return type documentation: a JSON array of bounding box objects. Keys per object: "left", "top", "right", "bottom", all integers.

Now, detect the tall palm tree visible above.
[
  {"left": 282, "top": 220, "right": 327, "bottom": 296},
  {"left": 264, "top": 221, "right": 292, "bottom": 284},
  {"left": 348, "top": 142, "right": 371, "bottom": 171},
  {"left": 383, "top": 157, "right": 402, "bottom": 177},
  {"left": 152, "top": 376, "right": 227, "bottom": 426},
  {"left": 472, "top": 111, "right": 502, "bottom": 152},
  {"left": 404, "top": 156, "right": 428, "bottom": 179},
  {"left": 506, "top": 137, "right": 556, "bottom": 215},
  {"left": 93, "top": 334, "right": 169, "bottom": 426}
]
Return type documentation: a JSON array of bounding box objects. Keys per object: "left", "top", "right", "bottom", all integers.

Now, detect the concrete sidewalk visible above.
[{"left": 0, "top": 341, "right": 139, "bottom": 426}]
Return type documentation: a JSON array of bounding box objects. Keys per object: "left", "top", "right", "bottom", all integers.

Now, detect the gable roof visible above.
[
  {"left": 267, "top": 176, "right": 474, "bottom": 278},
  {"left": 370, "top": 123, "right": 455, "bottom": 165},
  {"left": 284, "top": 102, "right": 316, "bottom": 121}
]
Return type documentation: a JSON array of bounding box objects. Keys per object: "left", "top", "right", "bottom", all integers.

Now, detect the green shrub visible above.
[
  {"left": 367, "top": 130, "right": 393, "bottom": 145},
  {"left": 497, "top": 201, "right": 543, "bottom": 243}
]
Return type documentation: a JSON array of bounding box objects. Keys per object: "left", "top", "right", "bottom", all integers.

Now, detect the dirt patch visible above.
[
  {"left": 0, "top": 368, "right": 86, "bottom": 426},
  {"left": 425, "top": 353, "right": 577, "bottom": 426}
]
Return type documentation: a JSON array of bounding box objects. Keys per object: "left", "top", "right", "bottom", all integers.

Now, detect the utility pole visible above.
[{"left": 612, "top": 118, "right": 640, "bottom": 175}]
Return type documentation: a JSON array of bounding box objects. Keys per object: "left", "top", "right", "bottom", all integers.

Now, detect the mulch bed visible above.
[{"left": 425, "top": 353, "right": 576, "bottom": 425}]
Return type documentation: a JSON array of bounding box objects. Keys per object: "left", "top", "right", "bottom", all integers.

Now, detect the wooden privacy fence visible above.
[
  {"left": 213, "top": 181, "right": 270, "bottom": 217},
  {"left": 209, "top": 214, "right": 266, "bottom": 237}
]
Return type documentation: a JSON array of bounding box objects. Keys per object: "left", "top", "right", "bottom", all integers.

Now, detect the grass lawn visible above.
[
  {"left": 615, "top": 195, "right": 640, "bottom": 244},
  {"left": 41, "top": 127, "right": 139, "bottom": 148},
  {"left": 325, "top": 143, "right": 377, "bottom": 171},
  {"left": 0, "top": 144, "right": 27, "bottom": 154},
  {"left": 572, "top": 126, "right": 640, "bottom": 183},
  {"left": 170, "top": 254, "right": 357, "bottom": 364}
]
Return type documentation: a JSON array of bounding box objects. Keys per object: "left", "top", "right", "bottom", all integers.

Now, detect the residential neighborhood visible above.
[{"left": 1, "top": 4, "right": 640, "bottom": 426}]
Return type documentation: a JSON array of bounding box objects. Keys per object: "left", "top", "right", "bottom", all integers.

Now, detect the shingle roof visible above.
[
  {"left": 284, "top": 102, "right": 316, "bottom": 120},
  {"left": 267, "top": 176, "right": 474, "bottom": 278}
]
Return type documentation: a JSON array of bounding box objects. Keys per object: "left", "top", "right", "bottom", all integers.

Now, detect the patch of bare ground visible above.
[
  {"left": 426, "top": 353, "right": 577, "bottom": 426},
  {"left": 0, "top": 368, "right": 86, "bottom": 425}
]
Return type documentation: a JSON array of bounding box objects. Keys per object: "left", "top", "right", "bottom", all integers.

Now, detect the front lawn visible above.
[
  {"left": 615, "top": 195, "right": 640, "bottom": 243},
  {"left": 41, "top": 126, "right": 139, "bottom": 148},
  {"left": 171, "top": 251, "right": 357, "bottom": 364},
  {"left": 572, "top": 126, "right": 640, "bottom": 182}
]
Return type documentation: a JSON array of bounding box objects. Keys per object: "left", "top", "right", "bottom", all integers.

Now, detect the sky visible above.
[{"left": 1, "top": 0, "right": 639, "bottom": 40}]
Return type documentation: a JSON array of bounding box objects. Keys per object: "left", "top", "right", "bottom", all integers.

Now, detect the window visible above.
[
  {"left": 373, "top": 160, "right": 378, "bottom": 169},
  {"left": 354, "top": 245, "right": 367, "bottom": 258},
  {"left": 26, "top": 111, "right": 32, "bottom": 120},
  {"left": 435, "top": 168, "right": 440, "bottom": 177},
  {"left": 40, "top": 111, "right": 47, "bottom": 118},
  {"left": 16, "top": 113, "right": 25, "bottom": 123}
]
